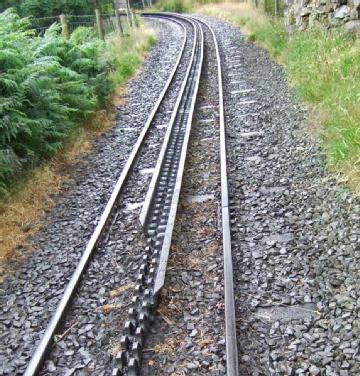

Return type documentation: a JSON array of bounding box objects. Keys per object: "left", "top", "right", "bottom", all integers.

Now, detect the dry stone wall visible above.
[{"left": 285, "top": 0, "right": 360, "bottom": 33}]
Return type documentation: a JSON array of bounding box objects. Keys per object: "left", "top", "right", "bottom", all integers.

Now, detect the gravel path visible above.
[
  {"left": 0, "top": 19, "right": 184, "bottom": 375},
  {"left": 203, "top": 16, "right": 360, "bottom": 376}
]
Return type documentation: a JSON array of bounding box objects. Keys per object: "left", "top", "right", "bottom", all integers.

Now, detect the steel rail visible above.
[
  {"left": 111, "top": 14, "right": 204, "bottom": 375},
  {"left": 24, "top": 17, "right": 189, "bottom": 376},
  {"left": 195, "top": 17, "right": 240, "bottom": 376},
  {"left": 139, "top": 14, "right": 195, "bottom": 229},
  {"left": 139, "top": 14, "right": 203, "bottom": 295}
]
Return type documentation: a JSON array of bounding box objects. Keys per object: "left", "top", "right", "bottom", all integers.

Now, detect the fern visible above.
[{"left": 0, "top": 9, "right": 114, "bottom": 193}]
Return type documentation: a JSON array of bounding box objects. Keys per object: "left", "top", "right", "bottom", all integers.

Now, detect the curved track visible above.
[
  {"left": 24, "top": 13, "right": 239, "bottom": 376},
  {"left": 112, "top": 14, "right": 204, "bottom": 375},
  {"left": 196, "top": 17, "right": 239, "bottom": 376}
]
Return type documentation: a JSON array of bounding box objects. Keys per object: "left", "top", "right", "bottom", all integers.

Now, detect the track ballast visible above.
[{"left": 21, "top": 14, "right": 239, "bottom": 376}]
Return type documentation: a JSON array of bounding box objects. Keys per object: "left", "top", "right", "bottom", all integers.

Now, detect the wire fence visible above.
[
  {"left": 29, "top": 11, "right": 132, "bottom": 38},
  {"left": 67, "top": 14, "right": 97, "bottom": 33},
  {"left": 30, "top": 15, "right": 59, "bottom": 35}
]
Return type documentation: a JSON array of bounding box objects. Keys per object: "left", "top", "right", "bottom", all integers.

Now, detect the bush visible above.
[
  {"left": 157, "top": 0, "right": 191, "bottom": 13},
  {"left": 0, "top": 9, "right": 113, "bottom": 193}
]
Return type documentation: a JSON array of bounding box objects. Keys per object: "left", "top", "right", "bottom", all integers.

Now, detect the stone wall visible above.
[{"left": 285, "top": 0, "right": 360, "bottom": 33}]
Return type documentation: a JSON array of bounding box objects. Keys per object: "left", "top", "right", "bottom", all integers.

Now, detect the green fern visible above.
[{"left": 0, "top": 9, "right": 114, "bottom": 193}]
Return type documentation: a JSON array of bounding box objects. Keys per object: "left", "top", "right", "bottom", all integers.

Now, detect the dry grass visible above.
[
  {"left": 0, "top": 26, "right": 156, "bottom": 266},
  {"left": 152, "top": 334, "right": 184, "bottom": 355},
  {"left": 197, "top": 2, "right": 261, "bottom": 35},
  {"left": 111, "top": 343, "right": 122, "bottom": 357},
  {"left": 100, "top": 303, "right": 122, "bottom": 314},
  {"left": 198, "top": 2, "right": 287, "bottom": 57},
  {"left": 0, "top": 104, "right": 117, "bottom": 266},
  {"left": 0, "top": 166, "right": 62, "bottom": 264},
  {"left": 336, "top": 162, "right": 360, "bottom": 195},
  {"left": 109, "top": 283, "right": 134, "bottom": 298}
]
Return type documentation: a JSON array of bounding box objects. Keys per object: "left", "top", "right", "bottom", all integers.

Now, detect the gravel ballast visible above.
[
  {"left": 141, "top": 23, "right": 226, "bottom": 375},
  {"left": 0, "top": 19, "right": 184, "bottom": 375},
  {"left": 203, "top": 16, "right": 360, "bottom": 376},
  {"left": 39, "top": 19, "right": 196, "bottom": 375},
  {"left": 1, "top": 14, "right": 360, "bottom": 376}
]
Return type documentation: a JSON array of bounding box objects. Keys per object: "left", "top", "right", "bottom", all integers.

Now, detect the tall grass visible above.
[
  {"left": 285, "top": 30, "right": 360, "bottom": 170},
  {"left": 109, "top": 28, "right": 156, "bottom": 85},
  {"left": 198, "top": 2, "right": 360, "bottom": 192},
  {"left": 197, "top": 2, "right": 287, "bottom": 56}
]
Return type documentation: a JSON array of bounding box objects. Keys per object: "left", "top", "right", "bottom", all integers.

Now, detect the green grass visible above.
[
  {"left": 246, "top": 18, "right": 287, "bottom": 57},
  {"left": 109, "top": 27, "right": 156, "bottom": 85},
  {"left": 285, "top": 30, "right": 360, "bottom": 167},
  {"left": 198, "top": 2, "right": 360, "bottom": 192}
]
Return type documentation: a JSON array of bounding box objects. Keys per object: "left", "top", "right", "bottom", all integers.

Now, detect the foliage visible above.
[
  {"left": 156, "top": 0, "right": 191, "bottom": 13},
  {"left": 0, "top": 0, "right": 20, "bottom": 13},
  {"left": 0, "top": 0, "right": 114, "bottom": 18},
  {"left": 0, "top": 9, "right": 113, "bottom": 193}
]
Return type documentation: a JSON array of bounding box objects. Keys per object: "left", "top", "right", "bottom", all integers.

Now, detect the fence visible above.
[{"left": 30, "top": 8, "right": 138, "bottom": 40}]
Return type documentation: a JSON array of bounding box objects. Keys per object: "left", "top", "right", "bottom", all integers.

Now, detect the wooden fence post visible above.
[
  {"left": 133, "top": 10, "right": 139, "bottom": 28},
  {"left": 275, "top": 0, "right": 280, "bottom": 16},
  {"left": 95, "top": 8, "right": 105, "bottom": 41},
  {"left": 60, "top": 14, "right": 69, "bottom": 39},
  {"left": 126, "top": 0, "right": 133, "bottom": 28},
  {"left": 115, "top": 9, "right": 124, "bottom": 36}
]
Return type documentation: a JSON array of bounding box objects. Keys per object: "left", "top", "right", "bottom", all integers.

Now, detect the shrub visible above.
[
  {"left": 157, "top": 0, "right": 191, "bottom": 13},
  {"left": 0, "top": 9, "right": 113, "bottom": 193}
]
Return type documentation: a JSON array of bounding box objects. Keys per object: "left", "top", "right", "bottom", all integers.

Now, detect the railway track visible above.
[{"left": 23, "top": 14, "right": 239, "bottom": 376}]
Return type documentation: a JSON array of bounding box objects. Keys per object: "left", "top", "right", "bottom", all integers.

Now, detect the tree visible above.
[
  {"left": 14, "top": 0, "right": 113, "bottom": 18},
  {"left": 0, "top": 0, "right": 20, "bottom": 13}
]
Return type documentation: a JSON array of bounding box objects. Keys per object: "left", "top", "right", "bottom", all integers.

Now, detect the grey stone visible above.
[
  {"left": 344, "top": 20, "right": 360, "bottom": 33},
  {"left": 334, "top": 5, "right": 350, "bottom": 18},
  {"left": 189, "top": 329, "right": 198, "bottom": 338}
]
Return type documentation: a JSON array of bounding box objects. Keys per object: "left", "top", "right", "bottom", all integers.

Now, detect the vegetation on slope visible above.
[
  {"left": 0, "top": 9, "right": 113, "bottom": 194},
  {"left": 198, "top": 2, "right": 360, "bottom": 193},
  {"left": 0, "top": 9, "right": 156, "bottom": 261}
]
